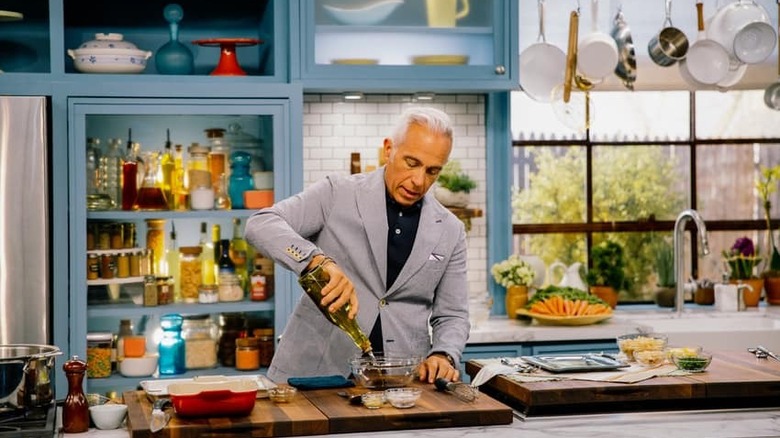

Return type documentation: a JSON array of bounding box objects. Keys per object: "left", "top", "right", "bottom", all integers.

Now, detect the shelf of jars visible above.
[{"left": 87, "top": 300, "right": 274, "bottom": 319}]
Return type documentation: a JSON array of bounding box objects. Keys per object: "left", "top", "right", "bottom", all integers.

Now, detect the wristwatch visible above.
[{"left": 430, "top": 352, "right": 456, "bottom": 367}]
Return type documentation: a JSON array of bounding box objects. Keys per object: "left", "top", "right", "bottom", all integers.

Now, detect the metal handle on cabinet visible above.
[{"left": 495, "top": 65, "right": 506, "bottom": 75}]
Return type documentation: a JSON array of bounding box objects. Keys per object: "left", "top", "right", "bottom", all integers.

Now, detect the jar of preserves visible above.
[
  {"left": 97, "top": 223, "right": 111, "bottom": 250},
  {"left": 86, "top": 332, "right": 113, "bottom": 378},
  {"left": 218, "top": 313, "right": 246, "bottom": 367},
  {"left": 100, "top": 253, "right": 115, "bottom": 279},
  {"left": 235, "top": 337, "right": 259, "bottom": 371},
  {"left": 178, "top": 246, "right": 202, "bottom": 303},
  {"left": 123, "top": 222, "right": 136, "bottom": 248},
  {"left": 129, "top": 250, "right": 141, "bottom": 277},
  {"left": 110, "top": 223, "right": 124, "bottom": 249},
  {"left": 181, "top": 314, "right": 217, "bottom": 370},
  {"left": 218, "top": 272, "right": 243, "bottom": 302},
  {"left": 116, "top": 252, "right": 130, "bottom": 278},
  {"left": 145, "top": 219, "right": 166, "bottom": 276}
]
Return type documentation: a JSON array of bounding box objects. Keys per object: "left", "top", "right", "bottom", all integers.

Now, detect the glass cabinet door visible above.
[{"left": 297, "top": 0, "right": 517, "bottom": 89}]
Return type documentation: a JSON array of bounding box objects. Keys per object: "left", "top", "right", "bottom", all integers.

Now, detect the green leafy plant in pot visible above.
[
  {"left": 757, "top": 165, "right": 780, "bottom": 305},
  {"left": 434, "top": 160, "right": 476, "bottom": 208},
  {"left": 653, "top": 240, "right": 676, "bottom": 308},
  {"left": 585, "top": 240, "right": 627, "bottom": 308}
]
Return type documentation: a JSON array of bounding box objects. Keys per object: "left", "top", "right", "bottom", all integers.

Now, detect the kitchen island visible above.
[{"left": 67, "top": 407, "right": 780, "bottom": 437}]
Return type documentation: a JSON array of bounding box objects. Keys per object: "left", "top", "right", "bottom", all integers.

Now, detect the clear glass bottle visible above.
[
  {"left": 181, "top": 314, "right": 218, "bottom": 370},
  {"left": 100, "top": 138, "right": 123, "bottom": 209},
  {"left": 121, "top": 133, "right": 138, "bottom": 211},
  {"left": 160, "top": 129, "right": 175, "bottom": 210},
  {"left": 214, "top": 173, "right": 231, "bottom": 210},
  {"left": 199, "top": 222, "right": 216, "bottom": 286},
  {"left": 158, "top": 314, "right": 185, "bottom": 375},
  {"left": 136, "top": 151, "right": 168, "bottom": 210},
  {"left": 165, "top": 223, "right": 180, "bottom": 298},
  {"left": 228, "top": 151, "right": 253, "bottom": 209},
  {"left": 172, "top": 144, "right": 187, "bottom": 210},
  {"left": 218, "top": 313, "right": 246, "bottom": 367},
  {"left": 230, "top": 218, "right": 249, "bottom": 292},
  {"left": 145, "top": 218, "right": 167, "bottom": 276},
  {"left": 205, "top": 128, "right": 229, "bottom": 189}
]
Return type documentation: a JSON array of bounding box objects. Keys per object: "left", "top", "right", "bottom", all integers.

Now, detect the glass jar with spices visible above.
[
  {"left": 156, "top": 276, "right": 174, "bottom": 305},
  {"left": 123, "top": 222, "right": 136, "bottom": 248},
  {"left": 100, "top": 253, "right": 115, "bottom": 279},
  {"left": 116, "top": 252, "right": 130, "bottom": 278},
  {"left": 178, "top": 246, "right": 202, "bottom": 303},
  {"left": 129, "top": 250, "right": 141, "bottom": 277},
  {"left": 218, "top": 272, "right": 243, "bottom": 302},
  {"left": 145, "top": 218, "right": 167, "bottom": 276},
  {"left": 143, "top": 275, "right": 158, "bottom": 307},
  {"left": 97, "top": 223, "right": 111, "bottom": 250},
  {"left": 235, "top": 337, "right": 259, "bottom": 371},
  {"left": 87, "top": 254, "right": 99, "bottom": 280},
  {"left": 181, "top": 314, "right": 217, "bottom": 370},
  {"left": 110, "top": 223, "right": 124, "bottom": 249},
  {"left": 86, "top": 332, "right": 113, "bottom": 378},
  {"left": 255, "top": 328, "right": 274, "bottom": 368},
  {"left": 218, "top": 313, "right": 246, "bottom": 367}
]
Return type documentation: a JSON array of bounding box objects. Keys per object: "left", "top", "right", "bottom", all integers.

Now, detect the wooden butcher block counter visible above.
[
  {"left": 124, "top": 380, "right": 513, "bottom": 437},
  {"left": 465, "top": 350, "right": 780, "bottom": 416}
]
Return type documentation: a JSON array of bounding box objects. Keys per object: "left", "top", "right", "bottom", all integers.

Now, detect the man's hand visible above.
[
  {"left": 307, "top": 255, "right": 359, "bottom": 319},
  {"left": 418, "top": 354, "right": 459, "bottom": 383}
]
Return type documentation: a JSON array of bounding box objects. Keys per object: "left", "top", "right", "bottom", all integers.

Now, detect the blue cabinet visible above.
[
  {"left": 67, "top": 97, "right": 299, "bottom": 394},
  {"left": 293, "top": 0, "right": 518, "bottom": 91}
]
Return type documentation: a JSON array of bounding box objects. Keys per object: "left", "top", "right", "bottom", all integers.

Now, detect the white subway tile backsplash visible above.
[{"left": 303, "top": 94, "right": 488, "bottom": 296}]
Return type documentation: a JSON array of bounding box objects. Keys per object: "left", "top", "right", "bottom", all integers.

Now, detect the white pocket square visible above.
[{"left": 429, "top": 253, "right": 444, "bottom": 261}]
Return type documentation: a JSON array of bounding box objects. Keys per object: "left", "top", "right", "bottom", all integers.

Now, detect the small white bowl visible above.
[
  {"left": 323, "top": 0, "right": 403, "bottom": 26},
  {"left": 89, "top": 404, "right": 127, "bottom": 430},
  {"left": 384, "top": 387, "right": 421, "bottom": 408},
  {"left": 119, "top": 354, "right": 158, "bottom": 377}
]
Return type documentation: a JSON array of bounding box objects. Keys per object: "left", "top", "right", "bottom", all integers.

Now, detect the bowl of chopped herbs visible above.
[{"left": 671, "top": 351, "right": 712, "bottom": 373}]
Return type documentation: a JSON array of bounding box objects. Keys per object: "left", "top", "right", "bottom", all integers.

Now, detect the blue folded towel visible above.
[{"left": 287, "top": 375, "right": 355, "bottom": 390}]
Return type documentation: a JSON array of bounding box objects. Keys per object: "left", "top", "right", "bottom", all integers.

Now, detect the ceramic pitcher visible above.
[{"left": 549, "top": 261, "right": 587, "bottom": 291}]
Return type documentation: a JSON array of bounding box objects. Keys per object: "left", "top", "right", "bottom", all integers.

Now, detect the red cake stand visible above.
[{"left": 192, "top": 38, "right": 262, "bottom": 76}]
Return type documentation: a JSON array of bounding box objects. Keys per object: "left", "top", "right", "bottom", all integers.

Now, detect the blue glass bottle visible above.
[
  {"left": 228, "top": 151, "right": 254, "bottom": 209},
  {"left": 155, "top": 4, "right": 194, "bottom": 75},
  {"left": 158, "top": 314, "right": 185, "bottom": 375}
]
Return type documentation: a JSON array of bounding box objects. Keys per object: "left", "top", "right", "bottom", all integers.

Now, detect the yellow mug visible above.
[{"left": 426, "top": 0, "right": 470, "bottom": 28}]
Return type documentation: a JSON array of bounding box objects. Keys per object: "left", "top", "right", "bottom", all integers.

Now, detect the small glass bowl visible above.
[
  {"left": 361, "top": 391, "right": 386, "bottom": 409},
  {"left": 666, "top": 346, "right": 703, "bottom": 361},
  {"left": 384, "top": 387, "right": 422, "bottom": 409},
  {"left": 633, "top": 349, "right": 666, "bottom": 367},
  {"left": 671, "top": 351, "right": 713, "bottom": 373},
  {"left": 268, "top": 385, "right": 297, "bottom": 403},
  {"left": 616, "top": 333, "right": 668, "bottom": 362}
]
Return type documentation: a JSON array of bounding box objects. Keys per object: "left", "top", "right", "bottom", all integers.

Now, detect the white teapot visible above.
[{"left": 549, "top": 261, "right": 588, "bottom": 291}]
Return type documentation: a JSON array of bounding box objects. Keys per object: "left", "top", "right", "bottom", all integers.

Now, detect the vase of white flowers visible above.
[{"left": 491, "top": 255, "right": 536, "bottom": 318}]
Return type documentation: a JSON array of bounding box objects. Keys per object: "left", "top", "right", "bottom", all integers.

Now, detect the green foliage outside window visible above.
[{"left": 512, "top": 146, "right": 685, "bottom": 300}]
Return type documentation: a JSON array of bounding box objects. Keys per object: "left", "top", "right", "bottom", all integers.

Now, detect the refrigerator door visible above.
[{"left": 0, "top": 96, "right": 49, "bottom": 344}]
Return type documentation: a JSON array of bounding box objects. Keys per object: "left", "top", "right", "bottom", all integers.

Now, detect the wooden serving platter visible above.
[{"left": 466, "top": 350, "right": 780, "bottom": 416}]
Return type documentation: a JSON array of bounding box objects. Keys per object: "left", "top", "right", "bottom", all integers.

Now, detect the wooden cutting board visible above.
[
  {"left": 466, "top": 349, "right": 780, "bottom": 416},
  {"left": 303, "top": 380, "right": 513, "bottom": 434},
  {"left": 124, "top": 390, "right": 329, "bottom": 438},
  {"left": 124, "top": 380, "right": 512, "bottom": 437}
]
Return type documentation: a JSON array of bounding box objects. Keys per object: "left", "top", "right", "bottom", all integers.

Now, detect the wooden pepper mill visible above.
[{"left": 62, "top": 355, "right": 89, "bottom": 433}]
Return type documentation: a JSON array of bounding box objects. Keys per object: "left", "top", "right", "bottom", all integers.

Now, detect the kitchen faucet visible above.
[{"left": 673, "top": 209, "right": 710, "bottom": 317}]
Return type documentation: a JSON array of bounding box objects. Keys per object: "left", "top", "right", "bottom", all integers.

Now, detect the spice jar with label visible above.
[
  {"left": 87, "top": 254, "right": 100, "bottom": 280},
  {"left": 143, "top": 275, "right": 158, "bottom": 307},
  {"left": 181, "top": 314, "right": 218, "bottom": 370},
  {"left": 116, "top": 252, "right": 130, "bottom": 278},
  {"left": 157, "top": 276, "right": 174, "bottom": 305},
  {"left": 178, "top": 246, "right": 202, "bottom": 303},
  {"left": 100, "top": 253, "right": 115, "bottom": 279},
  {"left": 198, "top": 284, "right": 218, "bottom": 304},
  {"left": 145, "top": 218, "right": 166, "bottom": 276},
  {"left": 235, "top": 337, "right": 259, "bottom": 370}
]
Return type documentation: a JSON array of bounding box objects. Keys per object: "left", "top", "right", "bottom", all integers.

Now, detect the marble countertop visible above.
[
  {"left": 68, "top": 407, "right": 780, "bottom": 437},
  {"left": 466, "top": 315, "right": 649, "bottom": 344}
]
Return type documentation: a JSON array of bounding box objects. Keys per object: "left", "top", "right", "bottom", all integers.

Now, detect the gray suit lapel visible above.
[
  {"left": 387, "top": 191, "right": 445, "bottom": 295},
  {"left": 356, "top": 170, "right": 389, "bottom": 291}
]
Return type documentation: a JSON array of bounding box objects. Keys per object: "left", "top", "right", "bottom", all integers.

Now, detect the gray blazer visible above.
[{"left": 245, "top": 168, "right": 470, "bottom": 383}]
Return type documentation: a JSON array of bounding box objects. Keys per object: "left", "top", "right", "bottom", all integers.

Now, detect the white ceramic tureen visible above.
[{"left": 68, "top": 33, "right": 152, "bottom": 74}]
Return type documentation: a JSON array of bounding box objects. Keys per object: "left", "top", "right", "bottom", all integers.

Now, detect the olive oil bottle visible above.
[{"left": 298, "top": 259, "right": 373, "bottom": 357}]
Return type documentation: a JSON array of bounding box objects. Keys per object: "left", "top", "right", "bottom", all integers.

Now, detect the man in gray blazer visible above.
[{"left": 245, "top": 107, "right": 470, "bottom": 384}]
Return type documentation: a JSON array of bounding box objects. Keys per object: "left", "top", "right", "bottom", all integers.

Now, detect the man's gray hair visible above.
[{"left": 390, "top": 107, "right": 453, "bottom": 147}]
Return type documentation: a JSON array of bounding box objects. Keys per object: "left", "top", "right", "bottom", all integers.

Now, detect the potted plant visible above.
[
  {"left": 434, "top": 160, "right": 476, "bottom": 208},
  {"left": 722, "top": 236, "right": 763, "bottom": 307},
  {"left": 491, "top": 255, "right": 536, "bottom": 318},
  {"left": 757, "top": 165, "right": 780, "bottom": 305},
  {"left": 653, "top": 240, "right": 676, "bottom": 308},
  {"left": 585, "top": 240, "right": 627, "bottom": 308}
]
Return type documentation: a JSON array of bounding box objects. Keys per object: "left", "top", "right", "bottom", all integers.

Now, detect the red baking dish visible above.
[{"left": 167, "top": 378, "right": 258, "bottom": 417}]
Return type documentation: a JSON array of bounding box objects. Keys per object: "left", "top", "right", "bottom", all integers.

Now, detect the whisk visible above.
[{"left": 434, "top": 378, "right": 479, "bottom": 402}]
